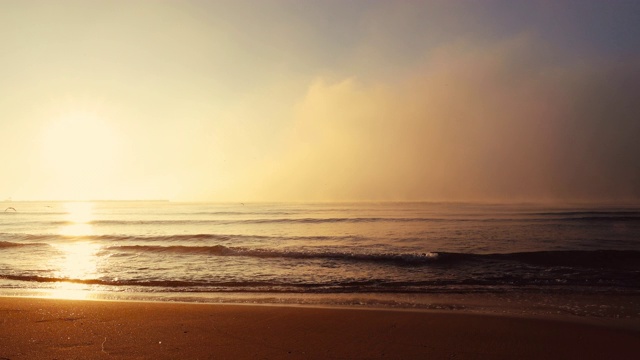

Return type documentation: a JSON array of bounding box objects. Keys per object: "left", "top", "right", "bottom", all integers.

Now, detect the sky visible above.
[{"left": 1, "top": 0, "right": 639, "bottom": 202}]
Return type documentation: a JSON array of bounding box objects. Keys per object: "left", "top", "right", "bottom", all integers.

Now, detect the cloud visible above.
[{"left": 256, "top": 35, "right": 640, "bottom": 202}]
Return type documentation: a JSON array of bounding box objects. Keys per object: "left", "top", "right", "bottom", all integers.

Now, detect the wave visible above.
[
  {"left": 99, "top": 245, "right": 640, "bottom": 270},
  {"left": 0, "top": 240, "right": 50, "bottom": 249},
  {"left": 101, "top": 244, "right": 440, "bottom": 265},
  {"left": 188, "top": 211, "right": 296, "bottom": 216},
  {"left": 0, "top": 274, "right": 411, "bottom": 289},
  {"left": 531, "top": 210, "right": 640, "bottom": 216},
  {"left": 3, "top": 234, "right": 639, "bottom": 271},
  {"left": 228, "top": 217, "right": 444, "bottom": 224},
  {"left": 526, "top": 210, "right": 640, "bottom": 222},
  {"left": 0, "top": 274, "right": 266, "bottom": 288},
  {"left": 5, "top": 215, "right": 639, "bottom": 229},
  {"left": 78, "top": 217, "right": 442, "bottom": 226},
  {"left": 0, "top": 217, "right": 452, "bottom": 227},
  {"left": 542, "top": 216, "right": 640, "bottom": 222},
  {"left": 2, "top": 271, "right": 637, "bottom": 292},
  {"left": 0, "top": 273, "right": 404, "bottom": 289},
  {"left": 5, "top": 233, "right": 636, "bottom": 270},
  {"left": 0, "top": 233, "right": 246, "bottom": 242},
  {"left": 439, "top": 250, "right": 640, "bottom": 269},
  {"left": 0, "top": 233, "right": 365, "bottom": 244}
]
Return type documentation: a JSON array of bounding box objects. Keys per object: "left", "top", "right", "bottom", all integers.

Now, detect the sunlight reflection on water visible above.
[
  {"left": 47, "top": 202, "right": 102, "bottom": 300},
  {"left": 45, "top": 283, "right": 93, "bottom": 300},
  {"left": 58, "top": 202, "right": 95, "bottom": 236},
  {"left": 51, "top": 241, "right": 101, "bottom": 280}
]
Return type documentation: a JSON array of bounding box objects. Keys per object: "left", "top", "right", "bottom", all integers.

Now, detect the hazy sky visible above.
[{"left": 1, "top": 0, "right": 639, "bottom": 202}]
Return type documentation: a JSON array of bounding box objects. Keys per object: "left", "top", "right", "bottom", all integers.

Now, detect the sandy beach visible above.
[{"left": 0, "top": 297, "right": 638, "bottom": 360}]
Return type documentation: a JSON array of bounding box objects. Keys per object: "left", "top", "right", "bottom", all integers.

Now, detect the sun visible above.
[{"left": 39, "top": 112, "right": 121, "bottom": 200}]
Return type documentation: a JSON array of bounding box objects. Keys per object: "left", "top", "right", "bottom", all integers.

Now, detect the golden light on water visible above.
[
  {"left": 47, "top": 202, "right": 102, "bottom": 300},
  {"left": 45, "top": 283, "right": 93, "bottom": 301},
  {"left": 59, "top": 223, "right": 94, "bottom": 237},
  {"left": 64, "top": 202, "right": 94, "bottom": 222},
  {"left": 46, "top": 240, "right": 102, "bottom": 300},
  {"left": 59, "top": 202, "right": 95, "bottom": 236},
  {"left": 52, "top": 241, "right": 101, "bottom": 280}
]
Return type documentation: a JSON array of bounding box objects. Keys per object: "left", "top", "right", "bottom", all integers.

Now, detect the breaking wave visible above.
[{"left": 97, "top": 245, "right": 640, "bottom": 270}]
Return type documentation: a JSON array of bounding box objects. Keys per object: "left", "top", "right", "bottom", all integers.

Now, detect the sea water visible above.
[{"left": 1, "top": 201, "right": 639, "bottom": 316}]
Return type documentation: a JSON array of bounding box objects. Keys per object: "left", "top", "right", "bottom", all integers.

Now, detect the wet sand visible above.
[{"left": 0, "top": 297, "right": 638, "bottom": 359}]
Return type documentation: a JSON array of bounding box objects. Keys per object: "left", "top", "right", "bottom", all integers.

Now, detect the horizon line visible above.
[{"left": 2, "top": 199, "right": 640, "bottom": 206}]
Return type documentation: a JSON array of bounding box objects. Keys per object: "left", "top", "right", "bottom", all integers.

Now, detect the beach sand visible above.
[{"left": 0, "top": 297, "right": 638, "bottom": 360}]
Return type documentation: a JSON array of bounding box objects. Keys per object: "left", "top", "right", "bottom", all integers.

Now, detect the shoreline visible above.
[
  {"left": 1, "top": 296, "right": 638, "bottom": 359},
  {"left": 3, "top": 293, "right": 639, "bottom": 330},
  {"left": 2, "top": 288, "right": 638, "bottom": 320}
]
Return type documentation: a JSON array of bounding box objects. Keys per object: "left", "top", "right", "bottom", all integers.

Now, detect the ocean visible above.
[{"left": 1, "top": 201, "right": 639, "bottom": 317}]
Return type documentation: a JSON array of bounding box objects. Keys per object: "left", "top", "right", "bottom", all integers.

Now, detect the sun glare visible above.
[
  {"left": 51, "top": 241, "right": 101, "bottom": 280},
  {"left": 45, "top": 202, "right": 102, "bottom": 300},
  {"left": 47, "top": 238, "right": 102, "bottom": 300},
  {"left": 55, "top": 202, "right": 100, "bottom": 277},
  {"left": 46, "top": 283, "right": 93, "bottom": 301},
  {"left": 40, "top": 112, "right": 121, "bottom": 200},
  {"left": 59, "top": 202, "right": 95, "bottom": 236}
]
